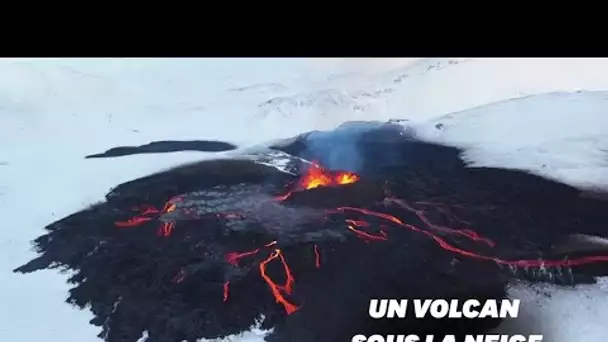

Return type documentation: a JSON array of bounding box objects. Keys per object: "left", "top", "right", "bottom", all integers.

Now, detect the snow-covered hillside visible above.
[
  {"left": 410, "top": 91, "right": 608, "bottom": 191},
  {"left": 2, "top": 58, "right": 608, "bottom": 342}
]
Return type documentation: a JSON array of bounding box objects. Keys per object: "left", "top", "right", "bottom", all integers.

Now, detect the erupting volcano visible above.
[
  {"left": 300, "top": 163, "right": 359, "bottom": 190},
  {"left": 14, "top": 122, "right": 608, "bottom": 342},
  {"left": 111, "top": 162, "right": 363, "bottom": 315},
  {"left": 109, "top": 159, "right": 608, "bottom": 317},
  {"left": 276, "top": 162, "right": 359, "bottom": 201}
]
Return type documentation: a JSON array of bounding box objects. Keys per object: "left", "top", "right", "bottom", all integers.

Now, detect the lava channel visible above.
[
  {"left": 276, "top": 162, "right": 359, "bottom": 201},
  {"left": 115, "top": 162, "right": 608, "bottom": 317}
]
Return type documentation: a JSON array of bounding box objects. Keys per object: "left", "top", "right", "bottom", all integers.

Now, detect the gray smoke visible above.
[{"left": 300, "top": 121, "right": 408, "bottom": 173}]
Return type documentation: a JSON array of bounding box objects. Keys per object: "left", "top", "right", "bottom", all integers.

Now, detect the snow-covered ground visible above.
[{"left": 2, "top": 58, "right": 608, "bottom": 342}]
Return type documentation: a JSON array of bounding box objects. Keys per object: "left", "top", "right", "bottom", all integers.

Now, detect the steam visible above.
[{"left": 298, "top": 121, "right": 406, "bottom": 173}]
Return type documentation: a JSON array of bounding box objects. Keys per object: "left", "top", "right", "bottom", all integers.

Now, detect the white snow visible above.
[
  {"left": 409, "top": 91, "right": 608, "bottom": 191},
  {"left": 1, "top": 57, "right": 608, "bottom": 342}
]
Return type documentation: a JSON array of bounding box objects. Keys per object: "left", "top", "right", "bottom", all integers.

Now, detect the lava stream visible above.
[
  {"left": 260, "top": 249, "right": 298, "bottom": 314},
  {"left": 333, "top": 206, "right": 608, "bottom": 269},
  {"left": 224, "top": 241, "right": 300, "bottom": 314},
  {"left": 385, "top": 197, "right": 495, "bottom": 247},
  {"left": 276, "top": 162, "right": 359, "bottom": 200},
  {"left": 115, "top": 196, "right": 182, "bottom": 237},
  {"left": 114, "top": 163, "right": 608, "bottom": 317}
]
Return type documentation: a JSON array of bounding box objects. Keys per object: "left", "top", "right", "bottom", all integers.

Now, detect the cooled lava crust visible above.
[{"left": 15, "top": 122, "right": 608, "bottom": 342}]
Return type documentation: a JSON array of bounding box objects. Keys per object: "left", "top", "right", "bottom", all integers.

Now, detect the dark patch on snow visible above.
[{"left": 85, "top": 140, "right": 238, "bottom": 159}]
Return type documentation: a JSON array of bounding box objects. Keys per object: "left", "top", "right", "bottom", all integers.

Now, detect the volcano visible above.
[{"left": 14, "top": 121, "right": 608, "bottom": 342}]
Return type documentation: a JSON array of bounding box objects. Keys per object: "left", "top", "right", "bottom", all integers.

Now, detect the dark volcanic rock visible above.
[
  {"left": 15, "top": 122, "right": 608, "bottom": 342},
  {"left": 85, "top": 140, "right": 238, "bottom": 158},
  {"left": 283, "top": 180, "right": 386, "bottom": 208}
]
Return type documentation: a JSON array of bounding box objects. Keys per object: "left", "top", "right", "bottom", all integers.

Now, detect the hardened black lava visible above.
[
  {"left": 14, "top": 122, "right": 608, "bottom": 342},
  {"left": 85, "top": 140, "right": 238, "bottom": 158}
]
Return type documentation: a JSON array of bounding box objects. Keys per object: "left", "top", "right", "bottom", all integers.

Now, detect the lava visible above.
[
  {"left": 113, "top": 163, "right": 608, "bottom": 317},
  {"left": 223, "top": 281, "right": 230, "bottom": 302},
  {"left": 226, "top": 248, "right": 262, "bottom": 266},
  {"left": 115, "top": 204, "right": 164, "bottom": 228},
  {"left": 345, "top": 219, "right": 370, "bottom": 228},
  {"left": 226, "top": 241, "right": 278, "bottom": 266},
  {"left": 301, "top": 163, "right": 333, "bottom": 190},
  {"left": 224, "top": 241, "right": 299, "bottom": 314},
  {"left": 259, "top": 249, "right": 299, "bottom": 315},
  {"left": 386, "top": 197, "right": 495, "bottom": 247},
  {"left": 276, "top": 162, "right": 360, "bottom": 200},
  {"left": 115, "top": 216, "right": 153, "bottom": 228},
  {"left": 346, "top": 220, "right": 388, "bottom": 243},
  {"left": 347, "top": 225, "right": 388, "bottom": 243},
  {"left": 114, "top": 196, "right": 183, "bottom": 237},
  {"left": 300, "top": 162, "right": 359, "bottom": 189},
  {"left": 333, "top": 206, "right": 608, "bottom": 270},
  {"left": 332, "top": 207, "right": 404, "bottom": 225},
  {"left": 335, "top": 172, "right": 359, "bottom": 185},
  {"left": 158, "top": 222, "right": 175, "bottom": 237}
]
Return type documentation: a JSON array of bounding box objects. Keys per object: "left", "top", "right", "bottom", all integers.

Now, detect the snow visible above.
[
  {"left": 410, "top": 91, "right": 608, "bottom": 191},
  {"left": 1, "top": 57, "right": 608, "bottom": 342}
]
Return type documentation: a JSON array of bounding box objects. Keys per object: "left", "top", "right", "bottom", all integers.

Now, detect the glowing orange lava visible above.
[
  {"left": 259, "top": 249, "right": 299, "bottom": 314},
  {"left": 347, "top": 225, "right": 388, "bottom": 243},
  {"left": 301, "top": 163, "right": 333, "bottom": 190},
  {"left": 223, "top": 241, "right": 299, "bottom": 314},
  {"left": 115, "top": 216, "right": 154, "bottom": 227},
  {"left": 276, "top": 162, "right": 360, "bottom": 201},
  {"left": 115, "top": 197, "right": 182, "bottom": 237},
  {"left": 335, "top": 172, "right": 359, "bottom": 185},
  {"left": 116, "top": 163, "right": 608, "bottom": 317},
  {"left": 158, "top": 222, "right": 175, "bottom": 237},
  {"left": 300, "top": 163, "right": 360, "bottom": 190}
]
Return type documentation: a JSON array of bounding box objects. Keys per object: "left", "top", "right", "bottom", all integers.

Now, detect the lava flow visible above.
[
  {"left": 301, "top": 163, "right": 359, "bottom": 190},
  {"left": 115, "top": 161, "right": 608, "bottom": 316},
  {"left": 223, "top": 240, "right": 300, "bottom": 314},
  {"left": 114, "top": 196, "right": 181, "bottom": 237},
  {"left": 276, "top": 162, "right": 359, "bottom": 201},
  {"left": 223, "top": 163, "right": 361, "bottom": 314}
]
